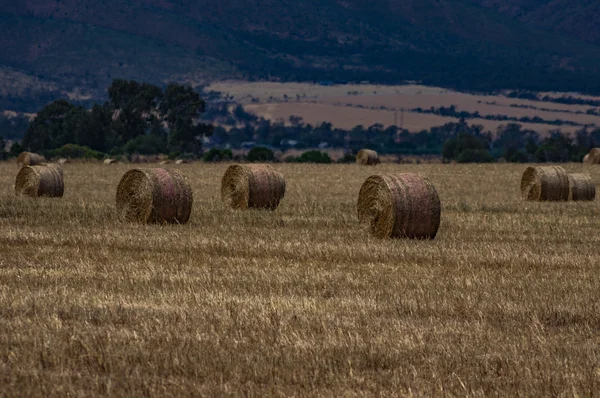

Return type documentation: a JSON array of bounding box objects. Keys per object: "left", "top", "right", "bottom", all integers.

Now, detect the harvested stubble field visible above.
[{"left": 1, "top": 161, "right": 600, "bottom": 396}]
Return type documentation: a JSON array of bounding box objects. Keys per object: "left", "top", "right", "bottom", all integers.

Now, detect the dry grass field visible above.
[
  {"left": 210, "top": 81, "right": 600, "bottom": 135},
  {"left": 1, "top": 161, "right": 600, "bottom": 396}
]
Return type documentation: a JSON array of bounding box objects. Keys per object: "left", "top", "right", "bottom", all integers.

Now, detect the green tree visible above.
[
  {"left": 160, "top": 83, "right": 211, "bottom": 153},
  {"left": 22, "top": 100, "right": 76, "bottom": 151},
  {"left": 247, "top": 146, "right": 275, "bottom": 162}
]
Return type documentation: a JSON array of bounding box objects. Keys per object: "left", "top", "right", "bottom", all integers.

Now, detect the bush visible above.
[
  {"left": 203, "top": 148, "right": 233, "bottom": 162},
  {"left": 9, "top": 142, "right": 23, "bottom": 158},
  {"left": 337, "top": 153, "right": 356, "bottom": 163},
  {"left": 124, "top": 134, "right": 167, "bottom": 155},
  {"left": 297, "top": 150, "right": 332, "bottom": 164},
  {"left": 283, "top": 156, "right": 299, "bottom": 163},
  {"left": 456, "top": 149, "right": 494, "bottom": 163},
  {"left": 247, "top": 146, "right": 275, "bottom": 162},
  {"left": 45, "top": 144, "right": 105, "bottom": 160}
]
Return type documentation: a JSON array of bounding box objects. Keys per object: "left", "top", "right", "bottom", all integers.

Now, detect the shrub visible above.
[
  {"left": 45, "top": 144, "right": 105, "bottom": 160},
  {"left": 247, "top": 146, "right": 275, "bottom": 162},
  {"left": 297, "top": 150, "right": 332, "bottom": 164},
  {"left": 203, "top": 148, "right": 233, "bottom": 162},
  {"left": 337, "top": 153, "right": 356, "bottom": 163},
  {"left": 456, "top": 149, "right": 494, "bottom": 163},
  {"left": 124, "top": 134, "right": 167, "bottom": 155}
]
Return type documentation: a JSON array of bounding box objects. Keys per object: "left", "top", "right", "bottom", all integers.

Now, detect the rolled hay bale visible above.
[
  {"left": 520, "top": 166, "right": 569, "bottom": 201},
  {"left": 15, "top": 164, "right": 64, "bottom": 198},
  {"left": 583, "top": 154, "right": 591, "bottom": 164},
  {"left": 568, "top": 173, "right": 596, "bottom": 201},
  {"left": 17, "top": 151, "right": 45, "bottom": 168},
  {"left": 116, "top": 168, "right": 193, "bottom": 224},
  {"left": 57, "top": 158, "right": 70, "bottom": 165},
  {"left": 221, "top": 164, "right": 286, "bottom": 210},
  {"left": 357, "top": 174, "right": 441, "bottom": 239},
  {"left": 356, "top": 149, "right": 380, "bottom": 165},
  {"left": 159, "top": 160, "right": 172, "bottom": 165},
  {"left": 175, "top": 159, "right": 188, "bottom": 165},
  {"left": 104, "top": 158, "right": 118, "bottom": 165},
  {"left": 587, "top": 148, "right": 600, "bottom": 164}
]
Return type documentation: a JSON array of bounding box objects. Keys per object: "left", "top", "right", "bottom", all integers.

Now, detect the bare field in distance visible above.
[
  {"left": 1, "top": 161, "right": 600, "bottom": 396},
  {"left": 209, "top": 81, "right": 600, "bottom": 135}
]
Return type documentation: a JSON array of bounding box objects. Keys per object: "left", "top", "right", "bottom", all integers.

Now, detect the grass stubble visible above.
[{"left": 1, "top": 162, "right": 600, "bottom": 396}]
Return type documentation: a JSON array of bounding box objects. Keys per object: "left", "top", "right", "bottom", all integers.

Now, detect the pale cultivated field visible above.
[
  {"left": 1, "top": 161, "right": 600, "bottom": 396},
  {"left": 210, "top": 81, "right": 600, "bottom": 134}
]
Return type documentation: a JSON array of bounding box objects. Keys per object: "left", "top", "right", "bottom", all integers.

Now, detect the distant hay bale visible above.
[
  {"left": 17, "top": 151, "right": 45, "bottom": 167},
  {"left": 521, "top": 166, "right": 569, "bottom": 201},
  {"left": 356, "top": 149, "right": 380, "bottom": 165},
  {"left": 15, "top": 164, "right": 64, "bottom": 198},
  {"left": 116, "top": 168, "right": 193, "bottom": 224},
  {"left": 568, "top": 173, "right": 596, "bottom": 201},
  {"left": 587, "top": 148, "right": 600, "bottom": 164},
  {"left": 175, "top": 159, "right": 188, "bottom": 165},
  {"left": 357, "top": 173, "right": 441, "bottom": 239},
  {"left": 159, "top": 160, "right": 172, "bottom": 165},
  {"left": 104, "top": 158, "right": 118, "bottom": 165},
  {"left": 583, "top": 154, "right": 590, "bottom": 164},
  {"left": 57, "top": 158, "right": 69, "bottom": 164},
  {"left": 221, "top": 164, "right": 286, "bottom": 210}
]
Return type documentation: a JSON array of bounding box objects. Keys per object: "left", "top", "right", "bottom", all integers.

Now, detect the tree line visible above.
[{"left": 3, "top": 79, "right": 600, "bottom": 163}]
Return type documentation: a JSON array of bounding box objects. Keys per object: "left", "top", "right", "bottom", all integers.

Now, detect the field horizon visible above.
[{"left": 1, "top": 161, "right": 600, "bottom": 395}]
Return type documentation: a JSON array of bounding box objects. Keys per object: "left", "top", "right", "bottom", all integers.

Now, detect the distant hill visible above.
[{"left": 2, "top": 0, "right": 600, "bottom": 111}]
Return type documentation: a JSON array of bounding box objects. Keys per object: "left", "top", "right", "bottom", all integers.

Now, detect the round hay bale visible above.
[
  {"left": 159, "top": 160, "right": 172, "bottom": 165},
  {"left": 104, "top": 158, "right": 118, "bottom": 165},
  {"left": 568, "top": 173, "right": 596, "bottom": 201},
  {"left": 15, "top": 164, "right": 64, "bottom": 198},
  {"left": 57, "top": 158, "right": 70, "bottom": 164},
  {"left": 175, "top": 159, "right": 188, "bottom": 165},
  {"left": 116, "top": 168, "right": 193, "bottom": 224},
  {"left": 588, "top": 148, "right": 600, "bottom": 164},
  {"left": 583, "top": 154, "right": 591, "bottom": 164},
  {"left": 17, "top": 151, "right": 45, "bottom": 168},
  {"left": 221, "top": 164, "right": 286, "bottom": 210},
  {"left": 356, "top": 149, "right": 380, "bottom": 165},
  {"left": 357, "top": 173, "right": 441, "bottom": 239},
  {"left": 521, "top": 166, "right": 569, "bottom": 201}
]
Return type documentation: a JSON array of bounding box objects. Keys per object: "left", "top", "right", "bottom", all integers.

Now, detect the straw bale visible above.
[
  {"left": 357, "top": 173, "right": 441, "bottom": 239},
  {"left": 568, "top": 173, "right": 596, "bottom": 201},
  {"left": 104, "top": 158, "right": 118, "bottom": 165},
  {"left": 175, "top": 159, "right": 188, "bottom": 165},
  {"left": 356, "top": 149, "right": 380, "bottom": 165},
  {"left": 588, "top": 148, "right": 600, "bottom": 164},
  {"left": 57, "top": 158, "right": 70, "bottom": 164},
  {"left": 583, "top": 154, "right": 590, "bottom": 164},
  {"left": 116, "top": 168, "right": 193, "bottom": 224},
  {"left": 159, "top": 160, "right": 172, "bottom": 165},
  {"left": 521, "top": 166, "right": 569, "bottom": 201},
  {"left": 15, "top": 164, "right": 64, "bottom": 198},
  {"left": 17, "top": 151, "right": 45, "bottom": 167},
  {"left": 221, "top": 164, "right": 286, "bottom": 210}
]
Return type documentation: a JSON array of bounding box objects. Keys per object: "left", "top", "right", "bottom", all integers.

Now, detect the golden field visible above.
[
  {"left": 209, "top": 81, "right": 600, "bottom": 135},
  {"left": 1, "top": 161, "right": 600, "bottom": 396}
]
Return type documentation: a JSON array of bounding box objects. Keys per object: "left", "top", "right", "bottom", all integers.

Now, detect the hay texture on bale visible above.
[
  {"left": 586, "top": 148, "right": 600, "bottom": 164},
  {"left": 104, "top": 158, "right": 118, "bottom": 165},
  {"left": 15, "top": 164, "right": 64, "bottom": 198},
  {"left": 221, "top": 164, "right": 286, "bottom": 210},
  {"left": 116, "top": 168, "right": 193, "bottom": 224},
  {"left": 568, "top": 173, "right": 596, "bottom": 201},
  {"left": 356, "top": 149, "right": 380, "bottom": 165},
  {"left": 521, "top": 166, "right": 569, "bottom": 201},
  {"left": 583, "top": 154, "right": 591, "bottom": 164},
  {"left": 17, "top": 151, "right": 45, "bottom": 168},
  {"left": 357, "top": 173, "right": 441, "bottom": 239}
]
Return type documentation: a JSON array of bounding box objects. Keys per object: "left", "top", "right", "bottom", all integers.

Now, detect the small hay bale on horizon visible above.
[
  {"left": 175, "top": 159, "right": 189, "bottom": 165},
  {"left": 221, "top": 164, "right": 286, "bottom": 210},
  {"left": 116, "top": 168, "right": 193, "bottom": 224},
  {"left": 568, "top": 173, "right": 596, "bottom": 201},
  {"left": 17, "top": 151, "right": 45, "bottom": 168},
  {"left": 104, "top": 158, "right": 118, "bottom": 165},
  {"left": 356, "top": 149, "right": 380, "bottom": 165},
  {"left": 521, "top": 166, "right": 569, "bottom": 201},
  {"left": 586, "top": 148, "right": 600, "bottom": 164},
  {"left": 57, "top": 158, "right": 70, "bottom": 164},
  {"left": 357, "top": 173, "right": 441, "bottom": 239},
  {"left": 160, "top": 160, "right": 172, "bottom": 165},
  {"left": 15, "top": 163, "right": 64, "bottom": 198}
]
